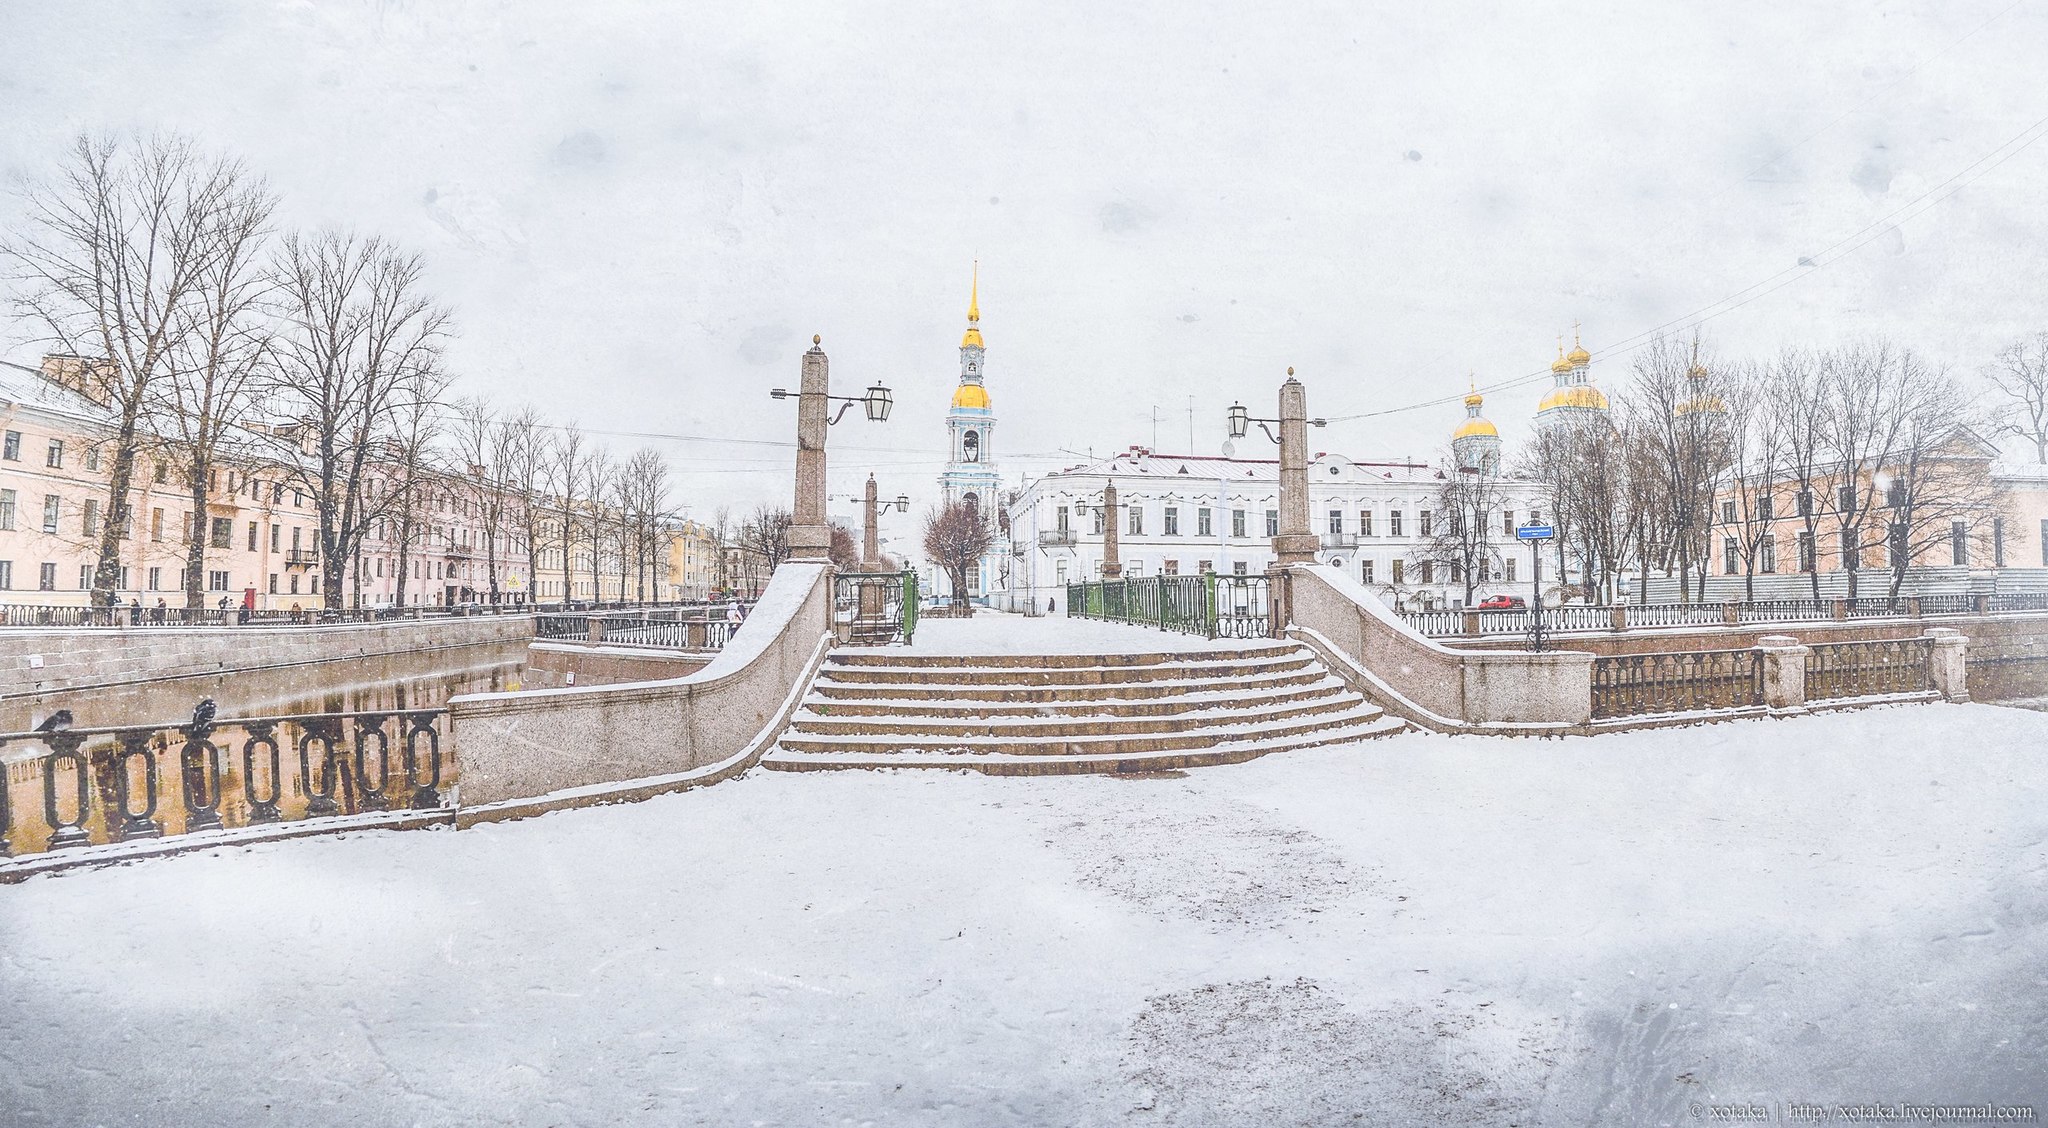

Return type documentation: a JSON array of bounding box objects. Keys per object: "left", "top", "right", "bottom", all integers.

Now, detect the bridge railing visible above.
[
  {"left": 0, "top": 709, "right": 450, "bottom": 859},
  {"left": 0, "top": 603, "right": 534, "bottom": 628},
  {"left": 535, "top": 604, "right": 753, "bottom": 650},
  {"left": 1066, "top": 574, "right": 1270, "bottom": 639},
  {"left": 1400, "top": 593, "right": 2048, "bottom": 638}
]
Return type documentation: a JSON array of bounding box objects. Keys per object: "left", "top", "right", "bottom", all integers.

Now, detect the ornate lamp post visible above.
[
  {"left": 1226, "top": 367, "right": 1326, "bottom": 565},
  {"left": 771, "top": 335, "right": 893, "bottom": 562},
  {"left": 862, "top": 474, "right": 910, "bottom": 571}
]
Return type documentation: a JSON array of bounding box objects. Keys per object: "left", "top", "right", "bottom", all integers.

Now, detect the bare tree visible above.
[
  {"left": 923, "top": 500, "right": 994, "bottom": 609},
  {"left": 1988, "top": 333, "right": 2048, "bottom": 464},
  {"left": 383, "top": 365, "right": 450, "bottom": 608},
  {"left": 265, "top": 230, "right": 450, "bottom": 609},
  {"left": 501, "top": 405, "right": 547, "bottom": 603},
  {"left": 543, "top": 424, "right": 587, "bottom": 602},
  {"left": 739, "top": 505, "right": 792, "bottom": 595},
  {"left": 618, "top": 448, "right": 673, "bottom": 602},
  {"left": 450, "top": 396, "right": 525, "bottom": 604},
  {"left": 1417, "top": 450, "right": 1503, "bottom": 606},
  {"left": 1623, "top": 334, "right": 1733, "bottom": 602},
  {"left": 1878, "top": 361, "right": 2002, "bottom": 599},
  {"left": 828, "top": 522, "right": 861, "bottom": 571},
  {"left": 3, "top": 133, "right": 247, "bottom": 607}
]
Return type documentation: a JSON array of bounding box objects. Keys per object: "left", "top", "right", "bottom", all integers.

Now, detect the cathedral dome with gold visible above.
[
  {"left": 1536, "top": 324, "right": 1610, "bottom": 425},
  {"left": 1452, "top": 379, "right": 1503, "bottom": 471}
]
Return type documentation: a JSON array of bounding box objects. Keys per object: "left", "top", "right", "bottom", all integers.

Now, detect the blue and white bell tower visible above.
[{"left": 938, "top": 264, "right": 1006, "bottom": 601}]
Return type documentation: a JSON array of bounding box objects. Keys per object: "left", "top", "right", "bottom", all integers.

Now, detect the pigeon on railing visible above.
[
  {"left": 34, "top": 709, "right": 73, "bottom": 733},
  {"left": 192, "top": 697, "right": 217, "bottom": 731}
]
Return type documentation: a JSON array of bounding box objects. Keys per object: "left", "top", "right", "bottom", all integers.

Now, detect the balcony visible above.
[
  {"left": 1320, "top": 533, "right": 1359, "bottom": 549},
  {"left": 1038, "top": 528, "right": 1078, "bottom": 547},
  {"left": 285, "top": 548, "right": 320, "bottom": 568}
]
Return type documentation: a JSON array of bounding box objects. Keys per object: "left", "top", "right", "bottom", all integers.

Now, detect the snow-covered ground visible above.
[
  {"left": 907, "top": 611, "right": 1265, "bottom": 655},
  {"left": 3, "top": 703, "right": 2045, "bottom": 1126}
]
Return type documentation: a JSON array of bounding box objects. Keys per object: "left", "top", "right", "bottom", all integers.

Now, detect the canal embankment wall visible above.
[{"left": 0, "top": 615, "right": 535, "bottom": 698}]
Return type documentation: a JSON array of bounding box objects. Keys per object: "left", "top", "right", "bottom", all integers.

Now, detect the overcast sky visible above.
[{"left": 4, "top": 0, "right": 2046, "bottom": 521}]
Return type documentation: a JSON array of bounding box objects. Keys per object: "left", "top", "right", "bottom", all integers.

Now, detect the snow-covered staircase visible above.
[{"left": 760, "top": 639, "right": 1404, "bottom": 775}]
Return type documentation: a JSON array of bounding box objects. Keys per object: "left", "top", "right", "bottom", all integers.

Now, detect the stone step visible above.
[
  {"left": 814, "top": 650, "right": 1315, "bottom": 688},
  {"left": 786, "top": 690, "right": 1365, "bottom": 739},
  {"left": 761, "top": 713, "right": 1407, "bottom": 776},
  {"left": 808, "top": 664, "right": 1331, "bottom": 702},
  {"left": 825, "top": 642, "right": 1293, "bottom": 670},
  {"left": 798, "top": 677, "right": 1352, "bottom": 718},
  {"left": 774, "top": 701, "right": 1389, "bottom": 759}
]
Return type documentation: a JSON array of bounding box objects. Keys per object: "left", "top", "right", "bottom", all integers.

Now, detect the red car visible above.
[{"left": 1476, "top": 595, "right": 1526, "bottom": 610}]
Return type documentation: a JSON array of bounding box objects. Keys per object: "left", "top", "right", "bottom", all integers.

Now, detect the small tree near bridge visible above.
[{"left": 923, "top": 499, "right": 992, "bottom": 610}]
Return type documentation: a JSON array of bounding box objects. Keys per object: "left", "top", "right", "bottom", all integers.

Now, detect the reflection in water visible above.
[{"left": 1, "top": 640, "right": 530, "bottom": 735}]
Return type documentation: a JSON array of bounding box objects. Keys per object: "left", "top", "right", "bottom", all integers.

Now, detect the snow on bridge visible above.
[{"left": 1, "top": 702, "right": 2043, "bottom": 1125}]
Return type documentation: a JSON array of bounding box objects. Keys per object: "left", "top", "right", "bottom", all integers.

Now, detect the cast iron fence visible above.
[
  {"left": 832, "top": 571, "right": 918, "bottom": 646},
  {"left": 534, "top": 604, "right": 754, "bottom": 648},
  {"left": 1591, "top": 649, "right": 1764, "bottom": 719},
  {"left": 0, "top": 709, "right": 448, "bottom": 858},
  {"left": 1066, "top": 574, "right": 1270, "bottom": 639},
  {"left": 0, "top": 603, "right": 533, "bottom": 628},
  {"left": 1804, "top": 638, "right": 1933, "bottom": 700},
  {"left": 1402, "top": 593, "right": 2048, "bottom": 638}
]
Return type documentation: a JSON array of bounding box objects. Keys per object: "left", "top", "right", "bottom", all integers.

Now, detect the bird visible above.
[
  {"left": 191, "top": 697, "right": 217, "bottom": 731},
  {"left": 34, "top": 709, "right": 73, "bottom": 733}
]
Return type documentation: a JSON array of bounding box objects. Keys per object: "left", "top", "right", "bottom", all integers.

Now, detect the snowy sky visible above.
[{"left": 3, "top": 0, "right": 2046, "bottom": 518}]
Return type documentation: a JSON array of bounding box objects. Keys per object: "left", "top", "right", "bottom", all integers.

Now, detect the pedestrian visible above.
[
  {"left": 1048, "top": 596, "right": 1056, "bottom": 615},
  {"left": 152, "top": 598, "right": 167, "bottom": 624},
  {"left": 726, "top": 598, "right": 745, "bottom": 628},
  {"left": 290, "top": 601, "right": 303, "bottom": 623}
]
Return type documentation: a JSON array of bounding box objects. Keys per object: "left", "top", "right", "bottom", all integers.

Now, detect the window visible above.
[
  {"left": 1724, "top": 537, "right": 1740, "bottom": 575},
  {"left": 2, "top": 431, "right": 18, "bottom": 460},
  {"left": 1890, "top": 522, "right": 1909, "bottom": 568},
  {"left": 1419, "top": 510, "right": 1433, "bottom": 537},
  {"left": 1232, "top": 509, "right": 1246, "bottom": 538},
  {"left": 84, "top": 499, "right": 100, "bottom": 537},
  {"left": 42, "top": 495, "right": 59, "bottom": 534},
  {"left": 1232, "top": 561, "right": 1247, "bottom": 575},
  {"left": 1391, "top": 559, "right": 1405, "bottom": 584},
  {"left": 1127, "top": 506, "right": 1143, "bottom": 536},
  {"left": 1419, "top": 561, "right": 1434, "bottom": 584},
  {"left": 288, "top": 574, "right": 300, "bottom": 595},
  {"left": 1505, "top": 558, "right": 1516, "bottom": 582},
  {"left": 1839, "top": 530, "right": 1858, "bottom": 570},
  {"left": 270, "top": 524, "right": 281, "bottom": 552},
  {"left": 1360, "top": 510, "right": 1373, "bottom": 537},
  {"left": 209, "top": 517, "right": 233, "bottom": 550},
  {"left": 1838, "top": 484, "right": 1856, "bottom": 512},
  {"left": 0, "top": 561, "right": 10, "bottom": 589},
  {"left": 1163, "top": 560, "right": 1179, "bottom": 575},
  {"left": 209, "top": 570, "right": 230, "bottom": 592},
  {"left": 1797, "top": 488, "right": 1812, "bottom": 517},
  {"left": 1759, "top": 494, "right": 1774, "bottom": 521},
  {"left": 1952, "top": 520, "right": 1969, "bottom": 566},
  {"left": 1721, "top": 500, "right": 1737, "bottom": 524},
  {"left": 148, "top": 567, "right": 160, "bottom": 591},
  {"left": 247, "top": 522, "right": 258, "bottom": 551},
  {"left": 1389, "top": 511, "right": 1403, "bottom": 537},
  {"left": 1326, "top": 509, "right": 1342, "bottom": 536},
  {"left": 1091, "top": 505, "right": 1105, "bottom": 535},
  {"left": 1264, "top": 509, "right": 1278, "bottom": 537},
  {"left": 1362, "top": 559, "right": 1374, "bottom": 584},
  {"left": 269, "top": 573, "right": 278, "bottom": 594},
  {"left": 85, "top": 445, "right": 100, "bottom": 471},
  {"left": 1197, "top": 507, "right": 1212, "bottom": 537},
  {"left": 1760, "top": 535, "right": 1776, "bottom": 574},
  {"left": 1055, "top": 560, "right": 1067, "bottom": 585},
  {"left": 1163, "top": 507, "right": 1179, "bottom": 536},
  {"left": 1887, "top": 480, "right": 1907, "bottom": 508},
  {"left": 375, "top": 558, "right": 383, "bottom": 578},
  {"left": 1501, "top": 510, "right": 1514, "bottom": 536},
  {"left": 155, "top": 463, "right": 168, "bottom": 484},
  {"left": 151, "top": 508, "right": 164, "bottom": 541},
  {"left": 0, "top": 489, "right": 13, "bottom": 531},
  {"left": 39, "top": 562, "right": 56, "bottom": 590},
  {"left": 1449, "top": 510, "right": 1464, "bottom": 536},
  {"left": 962, "top": 430, "right": 980, "bottom": 463},
  {"left": 1799, "top": 530, "right": 1816, "bottom": 572},
  {"left": 44, "top": 440, "right": 62, "bottom": 468},
  {"left": 78, "top": 564, "right": 92, "bottom": 589},
  {"left": 1055, "top": 506, "right": 1070, "bottom": 533}
]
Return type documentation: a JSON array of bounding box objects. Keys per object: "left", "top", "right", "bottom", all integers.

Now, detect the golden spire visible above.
[
  {"left": 1551, "top": 333, "right": 1572, "bottom": 375},
  {"left": 960, "top": 260, "right": 985, "bottom": 349},
  {"left": 1567, "top": 321, "right": 1591, "bottom": 366},
  {"left": 1465, "top": 374, "right": 1482, "bottom": 407}
]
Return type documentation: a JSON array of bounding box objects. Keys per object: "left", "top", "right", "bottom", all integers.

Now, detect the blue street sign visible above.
[{"left": 1516, "top": 524, "right": 1554, "bottom": 541}]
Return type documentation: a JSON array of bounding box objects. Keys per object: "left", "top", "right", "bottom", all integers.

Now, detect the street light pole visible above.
[{"left": 789, "top": 338, "right": 832, "bottom": 561}]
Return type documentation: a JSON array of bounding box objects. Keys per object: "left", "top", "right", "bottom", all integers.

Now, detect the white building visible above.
[{"left": 1002, "top": 444, "right": 1549, "bottom": 615}]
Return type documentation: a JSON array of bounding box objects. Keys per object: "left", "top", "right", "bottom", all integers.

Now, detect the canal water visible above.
[{"left": 0, "top": 639, "right": 529, "bottom": 735}]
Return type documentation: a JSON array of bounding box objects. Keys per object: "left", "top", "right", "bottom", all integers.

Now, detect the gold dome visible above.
[
  {"left": 1550, "top": 348, "right": 1572, "bottom": 375},
  {"left": 1674, "top": 394, "right": 1726, "bottom": 417},
  {"left": 1567, "top": 331, "right": 1591, "bottom": 367},
  {"left": 952, "top": 383, "right": 991, "bottom": 410},
  {"left": 1538, "top": 384, "right": 1611, "bottom": 413},
  {"left": 961, "top": 326, "right": 985, "bottom": 348},
  {"left": 1453, "top": 417, "right": 1499, "bottom": 440}
]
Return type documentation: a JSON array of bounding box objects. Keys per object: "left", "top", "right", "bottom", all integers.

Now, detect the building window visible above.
[
  {"left": 1760, "top": 535, "right": 1776, "bottom": 574},
  {"left": 289, "top": 574, "right": 300, "bottom": 595},
  {"left": 1232, "top": 561, "right": 1248, "bottom": 575},
  {"left": 1264, "top": 509, "right": 1278, "bottom": 537},
  {"left": 39, "top": 562, "right": 56, "bottom": 590},
  {"left": 1, "top": 431, "right": 18, "bottom": 460},
  {"left": 1724, "top": 536, "right": 1740, "bottom": 575},
  {"left": 1362, "top": 559, "right": 1374, "bottom": 584},
  {"left": 1721, "top": 500, "right": 1737, "bottom": 524},
  {"left": 78, "top": 564, "right": 92, "bottom": 589},
  {"left": 1197, "top": 507, "right": 1212, "bottom": 537},
  {"left": 0, "top": 561, "right": 10, "bottom": 589},
  {"left": 1092, "top": 505, "right": 1105, "bottom": 535},
  {"left": 151, "top": 508, "right": 164, "bottom": 541},
  {"left": 1759, "top": 494, "right": 1774, "bottom": 521},
  {"left": 1128, "top": 506, "right": 1143, "bottom": 536},
  {"left": 1799, "top": 530, "right": 1816, "bottom": 572},
  {"left": 209, "top": 517, "right": 233, "bottom": 550},
  {"left": 84, "top": 499, "right": 100, "bottom": 537},
  {"left": 0, "top": 489, "right": 13, "bottom": 531},
  {"left": 1504, "top": 558, "right": 1516, "bottom": 583},
  {"left": 1163, "top": 560, "right": 1179, "bottom": 575},
  {"left": 85, "top": 445, "right": 100, "bottom": 471},
  {"left": 1360, "top": 511, "right": 1373, "bottom": 537},
  {"left": 1419, "top": 510, "right": 1433, "bottom": 537},
  {"left": 1163, "top": 507, "right": 1179, "bottom": 536},
  {"left": 1994, "top": 518, "right": 2006, "bottom": 567},
  {"left": 1055, "top": 506, "right": 1070, "bottom": 533},
  {"left": 1501, "top": 510, "right": 1514, "bottom": 536},
  {"left": 1838, "top": 484, "right": 1857, "bottom": 513},
  {"left": 1951, "top": 520, "right": 1969, "bottom": 566},
  {"left": 269, "top": 573, "right": 279, "bottom": 594},
  {"left": 962, "top": 431, "right": 980, "bottom": 462},
  {"left": 1389, "top": 511, "right": 1403, "bottom": 537},
  {"left": 1419, "top": 561, "right": 1434, "bottom": 584},
  {"left": 1797, "top": 488, "right": 1812, "bottom": 516},
  {"left": 1888, "top": 522, "right": 1908, "bottom": 568},
  {"left": 45, "top": 440, "right": 62, "bottom": 469},
  {"left": 271, "top": 524, "right": 281, "bottom": 552},
  {"left": 247, "top": 522, "right": 258, "bottom": 551},
  {"left": 209, "top": 570, "right": 230, "bottom": 592},
  {"left": 42, "top": 495, "right": 59, "bottom": 534},
  {"left": 1839, "top": 530, "right": 1858, "bottom": 570},
  {"left": 1391, "top": 559, "right": 1404, "bottom": 584},
  {"left": 148, "top": 567, "right": 160, "bottom": 591},
  {"left": 1327, "top": 510, "right": 1343, "bottom": 536},
  {"left": 1055, "top": 560, "right": 1067, "bottom": 585},
  {"left": 1232, "top": 509, "right": 1246, "bottom": 538},
  {"left": 1887, "top": 480, "right": 1907, "bottom": 508}
]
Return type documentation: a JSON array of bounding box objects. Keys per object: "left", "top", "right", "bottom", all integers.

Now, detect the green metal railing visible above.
[{"left": 1065, "top": 574, "right": 1270, "bottom": 639}]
